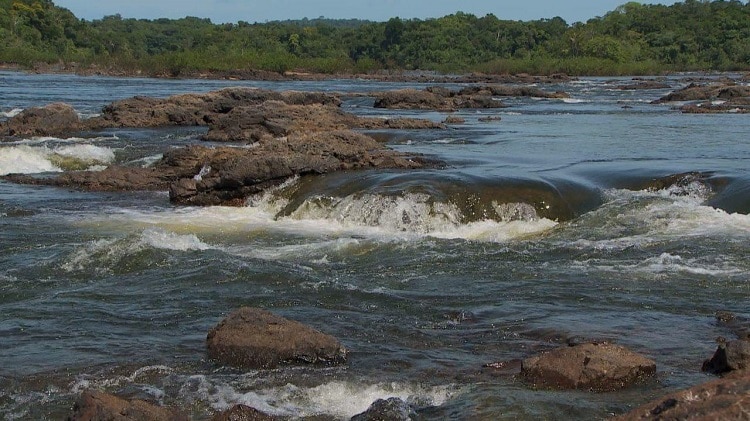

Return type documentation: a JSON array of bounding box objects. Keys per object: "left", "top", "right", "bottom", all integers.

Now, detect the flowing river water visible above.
[{"left": 0, "top": 71, "right": 749, "bottom": 419}]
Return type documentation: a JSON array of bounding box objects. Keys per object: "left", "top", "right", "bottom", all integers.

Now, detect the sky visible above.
[{"left": 53, "top": 0, "right": 682, "bottom": 25}]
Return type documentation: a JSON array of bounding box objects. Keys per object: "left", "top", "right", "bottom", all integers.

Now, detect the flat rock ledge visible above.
[
  {"left": 67, "top": 390, "right": 187, "bottom": 421},
  {"left": 520, "top": 342, "right": 657, "bottom": 392},
  {"left": 612, "top": 370, "right": 750, "bottom": 421},
  {"left": 206, "top": 307, "right": 347, "bottom": 370},
  {"left": 374, "top": 85, "right": 568, "bottom": 111}
]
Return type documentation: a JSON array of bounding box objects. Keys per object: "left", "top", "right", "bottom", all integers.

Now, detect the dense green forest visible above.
[{"left": 1, "top": 0, "right": 749, "bottom": 76}]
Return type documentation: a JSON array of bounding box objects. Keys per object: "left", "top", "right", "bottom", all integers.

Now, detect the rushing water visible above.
[{"left": 0, "top": 71, "right": 749, "bottom": 420}]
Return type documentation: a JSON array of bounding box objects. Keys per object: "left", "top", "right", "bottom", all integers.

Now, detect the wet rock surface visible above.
[
  {"left": 210, "top": 404, "right": 281, "bottom": 421},
  {"left": 520, "top": 342, "right": 657, "bottom": 392},
  {"left": 702, "top": 338, "right": 750, "bottom": 375},
  {"left": 653, "top": 82, "right": 750, "bottom": 113},
  {"left": 350, "top": 398, "right": 415, "bottom": 421},
  {"left": 67, "top": 390, "right": 187, "bottom": 421},
  {"left": 373, "top": 85, "right": 568, "bottom": 110},
  {"left": 613, "top": 370, "right": 750, "bottom": 421},
  {"left": 0, "top": 102, "right": 81, "bottom": 138},
  {"left": 206, "top": 307, "right": 348, "bottom": 369}
]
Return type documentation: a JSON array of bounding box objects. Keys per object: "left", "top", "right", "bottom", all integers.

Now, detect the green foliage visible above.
[{"left": 1, "top": 1, "right": 749, "bottom": 75}]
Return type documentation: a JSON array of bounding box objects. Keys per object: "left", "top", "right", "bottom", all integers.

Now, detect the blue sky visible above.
[{"left": 54, "top": 0, "right": 681, "bottom": 24}]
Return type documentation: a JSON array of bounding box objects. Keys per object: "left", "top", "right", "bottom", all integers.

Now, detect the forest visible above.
[{"left": 1, "top": 0, "right": 749, "bottom": 76}]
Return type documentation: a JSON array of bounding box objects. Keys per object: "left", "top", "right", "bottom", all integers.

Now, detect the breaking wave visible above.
[{"left": 0, "top": 144, "right": 115, "bottom": 175}]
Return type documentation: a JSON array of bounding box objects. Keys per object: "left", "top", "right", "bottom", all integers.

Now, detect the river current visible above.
[{"left": 0, "top": 71, "right": 749, "bottom": 420}]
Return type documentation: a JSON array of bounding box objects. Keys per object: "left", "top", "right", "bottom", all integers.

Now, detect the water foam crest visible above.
[
  {"left": 288, "top": 193, "right": 462, "bottom": 234},
  {"left": 62, "top": 229, "right": 212, "bottom": 273},
  {"left": 1, "top": 108, "right": 23, "bottom": 118},
  {"left": 140, "top": 228, "right": 213, "bottom": 251},
  {"left": 196, "top": 379, "right": 457, "bottom": 419},
  {"left": 0, "top": 145, "right": 61, "bottom": 175}
]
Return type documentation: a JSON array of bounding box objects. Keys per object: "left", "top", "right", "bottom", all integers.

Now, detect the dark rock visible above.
[
  {"left": 350, "top": 398, "right": 415, "bottom": 421},
  {"left": 0, "top": 102, "right": 81, "bottom": 138},
  {"left": 654, "top": 82, "right": 750, "bottom": 103},
  {"left": 211, "top": 404, "right": 281, "bottom": 421},
  {"left": 443, "top": 116, "right": 465, "bottom": 124},
  {"left": 374, "top": 88, "right": 508, "bottom": 110},
  {"left": 702, "top": 338, "right": 750, "bottom": 375},
  {"left": 458, "top": 85, "right": 569, "bottom": 99},
  {"left": 520, "top": 342, "right": 656, "bottom": 392},
  {"left": 612, "top": 370, "right": 750, "bottom": 420},
  {"left": 617, "top": 80, "right": 671, "bottom": 90},
  {"left": 67, "top": 390, "right": 187, "bottom": 421},
  {"left": 206, "top": 307, "right": 347, "bottom": 369}
]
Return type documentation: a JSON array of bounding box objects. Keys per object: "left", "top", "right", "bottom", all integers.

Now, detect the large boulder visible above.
[
  {"left": 613, "top": 370, "right": 750, "bottom": 420},
  {"left": 520, "top": 342, "right": 656, "bottom": 392},
  {"left": 67, "top": 390, "right": 187, "bottom": 421},
  {"left": 702, "top": 338, "right": 750, "bottom": 375},
  {"left": 206, "top": 307, "right": 347, "bottom": 369},
  {"left": 0, "top": 102, "right": 81, "bottom": 138}
]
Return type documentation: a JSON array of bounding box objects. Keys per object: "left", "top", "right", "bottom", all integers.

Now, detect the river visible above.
[{"left": 0, "top": 71, "right": 748, "bottom": 420}]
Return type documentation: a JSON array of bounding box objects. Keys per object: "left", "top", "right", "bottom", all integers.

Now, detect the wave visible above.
[
  {"left": 1, "top": 108, "right": 23, "bottom": 118},
  {"left": 181, "top": 375, "right": 457, "bottom": 419},
  {"left": 61, "top": 228, "right": 213, "bottom": 274},
  {"left": 0, "top": 144, "right": 115, "bottom": 175}
]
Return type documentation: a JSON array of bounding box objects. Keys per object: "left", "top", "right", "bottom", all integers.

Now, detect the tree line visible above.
[{"left": 1, "top": 0, "right": 749, "bottom": 76}]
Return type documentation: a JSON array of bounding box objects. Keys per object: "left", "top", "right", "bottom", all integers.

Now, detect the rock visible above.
[
  {"left": 458, "top": 85, "right": 569, "bottom": 99},
  {"left": 206, "top": 307, "right": 347, "bottom": 369},
  {"left": 702, "top": 338, "right": 750, "bottom": 375},
  {"left": 374, "top": 88, "right": 508, "bottom": 110},
  {"left": 520, "top": 342, "right": 656, "bottom": 392},
  {"left": 654, "top": 82, "right": 750, "bottom": 103},
  {"left": 67, "top": 390, "right": 187, "bottom": 421},
  {"left": 350, "top": 398, "right": 415, "bottom": 421},
  {"left": 612, "top": 370, "right": 750, "bottom": 420},
  {"left": 443, "top": 116, "right": 465, "bottom": 124},
  {"left": 616, "top": 80, "right": 671, "bottom": 90},
  {"left": 0, "top": 103, "right": 81, "bottom": 138},
  {"left": 211, "top": 404, "right": 280, "bottom": 421}
]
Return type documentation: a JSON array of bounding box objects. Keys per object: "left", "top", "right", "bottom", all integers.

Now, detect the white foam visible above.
[
  {"left": 0, "top": 145, "right": 61, "bottom": 175},
  {"left": 0, "top": 143, "right": 116, "bottom": 175},
  {"left": 54, "top": 144, "right": 116, "bottom": 164},
  {"left": 62, "top": 229, "right": 213, "bottom": 273},
  {"left": 561, "top": 98, "right": 589, "bottom": 104},
  {"left": 192, "top": 378, "right": 457, "bottom": 419},
  {"left": 140, "top": 228, "right": 213, "bottom": 251},
  {"left": 1, "top": 108, "right": 23, "bottom": 118}
]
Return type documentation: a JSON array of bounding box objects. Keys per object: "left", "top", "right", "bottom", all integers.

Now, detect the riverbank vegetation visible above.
[{"left": 1, "top": 0, "right": 749, "bottom": 76}]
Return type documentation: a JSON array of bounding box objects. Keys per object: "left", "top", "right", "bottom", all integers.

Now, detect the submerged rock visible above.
[
  {"left": 67, "top": 390, "right": 187, "bottom": 421},
  {"left": 0, "top": 102, "right": 81, "bottom": 138},
  {"left": 206, "top": 307, "right": 347, "bottom": 369},
  {"left": 613, "top": 370, "right": 750, "bottom": 420},
  {"left": 350, "top": 398, "right": 415, "bottom": 421},
  {"left": 520, "top": 342, "right": 656, "bottom": 392},
  {"left": 211, "top": 404, "right": 281, "bottom": 421}
]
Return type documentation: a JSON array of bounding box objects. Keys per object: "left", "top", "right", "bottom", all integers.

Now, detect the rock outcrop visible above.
[
  {"left": 373, "top": 85, "right": 568, "bottom": 110},
  {"left": 613, "top": 370, "right": 750, "bottom": 421},
  {"left": 520, "top": 342, "right": 656, "bottom": 392},
  {"left": 206, "top": 307, "right": 347, "bottom": 369},
  {"left": 0, "top": 102, "right": 81, "bottom": 138},
  {"left": 702, "top": 337, "right": 750, "bottom": 375},
  {"left": 67, "top": 390, "right": 187, "bottom": 421},
  {"left": 653, "top": 82, "right": 750, "bottom": 113}
]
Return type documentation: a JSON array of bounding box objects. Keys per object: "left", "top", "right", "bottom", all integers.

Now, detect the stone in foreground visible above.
[
  {"left": 613, "top": 370, "right": 750, "bottom": 420},
  {"left": 67, "top": 390, "right": 187, "bottom": 421},
  {"left": 206, "top": 307, "right": 347, "bottom": 369},
  {"left": 521, "top": 342, "right": 656, "bottom": 392}
]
